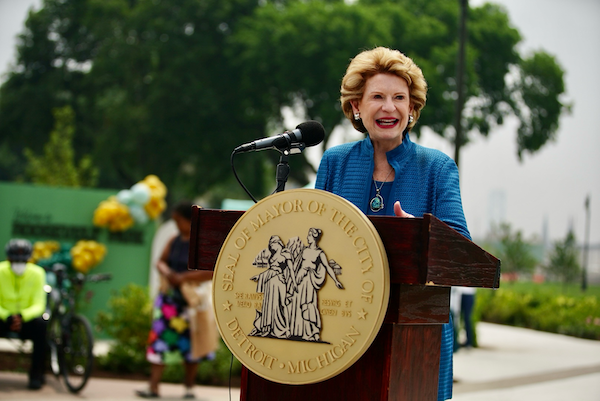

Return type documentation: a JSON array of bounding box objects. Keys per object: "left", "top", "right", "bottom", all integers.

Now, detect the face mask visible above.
[{"left": 10, "top": 262, "right": 27, "bottom": 276}]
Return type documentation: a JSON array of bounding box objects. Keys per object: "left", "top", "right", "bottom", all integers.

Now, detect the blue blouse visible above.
[{"left": 315, "top": 133, "right": 470, "bottom": 400}]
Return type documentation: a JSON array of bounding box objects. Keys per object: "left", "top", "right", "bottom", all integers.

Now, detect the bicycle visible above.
[{"left": 45, "top": 263, "right": 111, "bottom": 393}]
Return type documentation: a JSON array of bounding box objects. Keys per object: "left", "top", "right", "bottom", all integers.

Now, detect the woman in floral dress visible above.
[{"left": 136, "top": 201, "right": 212, "bottom": 399}]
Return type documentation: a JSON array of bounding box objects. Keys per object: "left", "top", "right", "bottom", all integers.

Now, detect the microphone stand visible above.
[
  {"left": 274, "top": 151, "right": 290, "bottom": 193},
  {"left": 274, "top": 143, "right": 306, "bottom": 193}
]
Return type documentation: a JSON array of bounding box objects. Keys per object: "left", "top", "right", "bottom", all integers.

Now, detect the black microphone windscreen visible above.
[{"left": 296, "top": 121, "right": 325, "bottom": 147}]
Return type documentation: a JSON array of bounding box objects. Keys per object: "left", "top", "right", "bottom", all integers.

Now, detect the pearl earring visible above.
[
  {"left": 354, "top": 113, "right": 360, "bottom": 121},
  {"left": 408, "top": 115, "right": 414, "bottom": 124}
]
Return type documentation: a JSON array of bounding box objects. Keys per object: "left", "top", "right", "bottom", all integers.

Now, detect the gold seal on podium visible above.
[{"left": 212, "top": 189, "right": 389, "bottom": 385}]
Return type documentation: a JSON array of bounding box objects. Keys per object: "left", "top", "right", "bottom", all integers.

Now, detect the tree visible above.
[
  {"left": 0, "top": 0, "right": 568, "bottom": 200},
  {"left": 490, "top": 223, "right": 538, "bottom": 279},
  {"left": 1, "top": 0, "right": 272, "bottom": 200},
  {"left": 545, "top": 230, "right": 581, "bottom": 285},
  {"left": 232, "top": 0, "right": 568, "bottom": 162},
  {"left": 24, "top": 105, "right": 98, "bottom": 187}
]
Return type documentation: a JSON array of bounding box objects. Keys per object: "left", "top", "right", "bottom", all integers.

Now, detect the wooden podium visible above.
[{"left": 189, "top": 207, "right": 500, "bottom": 401}]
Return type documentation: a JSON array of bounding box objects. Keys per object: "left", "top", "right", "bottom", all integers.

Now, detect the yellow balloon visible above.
[
  {"left": 70, "top": 240, "right": 107, "bottom": 273},
  {"left": 142, "top": 175, "right": 167, "bottom": 199}
]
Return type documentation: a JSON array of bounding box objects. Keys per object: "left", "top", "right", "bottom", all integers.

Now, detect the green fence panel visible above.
[{"left": 0, "top": 182, "right": 157, "bottom": 337}]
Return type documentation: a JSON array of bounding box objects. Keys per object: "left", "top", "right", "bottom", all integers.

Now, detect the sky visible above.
[
  {"left": 1, "top": 0, "right": 599, "bottom": 245},
  {"left": 457, "top": 0, "right": 600, "bottom": 245}
]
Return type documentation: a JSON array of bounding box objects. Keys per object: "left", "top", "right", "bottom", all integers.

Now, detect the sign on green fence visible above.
[{"left": 0, "top": 182, "right": 157, "bottom": 335}]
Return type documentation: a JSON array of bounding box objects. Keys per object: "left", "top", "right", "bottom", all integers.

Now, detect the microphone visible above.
[{"left": 234, "top": 121, "right": 325, "bottom": 154}]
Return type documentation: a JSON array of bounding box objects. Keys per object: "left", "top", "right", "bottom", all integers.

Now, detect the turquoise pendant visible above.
[{"left": 370, "top": 193, "right": 384, "bottom": 213}]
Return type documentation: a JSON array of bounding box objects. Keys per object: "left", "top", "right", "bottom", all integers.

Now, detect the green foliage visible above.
[
  {"left": 0, "top": 0, "right": 568, "bottom": 197},
  {"left": 23, "top": 105, "right": 98, "bottom": 187},
  {"left": 487, "top": 223, "right": 539, "bottom": 277},
  {"left": 196, "top": 340, "right": 243, "bottom": 385},
  {"left": 476, "top": 282, "right": 600, "bottom": 340},
  {"left": 545, "top": 230, "right": 581, "bottom": 284},
  {"left": 513, "top": 51, "right": 568, "bottom": 158},
  {"left": 95, "top": 283, "right": 152, "bottom": 374},
  {"left": 97, "top": 341, "right": 151, "bottom": 376},
  {"left": 95, "top": 283, "right": 242, "bottom": 385},
  {"left": 162, "top": 339, "right": 243, "bottom": 386}
]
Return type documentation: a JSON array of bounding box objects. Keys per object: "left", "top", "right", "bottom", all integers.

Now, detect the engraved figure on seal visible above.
[
  {"left": 249, "top": 235, "right": 293, "bottom": 339},
  {"left": 249, "top": 228, "right": 344, "bottom": 343}
]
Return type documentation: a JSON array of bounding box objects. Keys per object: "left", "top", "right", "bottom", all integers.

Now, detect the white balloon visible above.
[
  {"left": 130, "top": 183, "right": 151, "bottom": 205},
  {"left": 116, "top": 189, "right": 133, "bottom": 205},
  {"left": 129, "top": 204, "right": 149, "bottom": 224}
]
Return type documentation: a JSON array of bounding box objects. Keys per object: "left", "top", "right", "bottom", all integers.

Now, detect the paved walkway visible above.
[
  {"left": 1, "top": 322, "right": 599, "bottom": 400},
  {"left": 452, "top": 322, "right": 600, "bottom": 401}
]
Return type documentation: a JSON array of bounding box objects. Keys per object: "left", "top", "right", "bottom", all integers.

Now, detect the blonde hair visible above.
[{"left": 340, "top": 47, "right": 427, "bottom": 133}]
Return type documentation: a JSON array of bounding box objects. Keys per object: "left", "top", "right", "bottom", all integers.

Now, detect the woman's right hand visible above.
[{"left": 394, "top": 201, "right": 414, "bottom": 218}]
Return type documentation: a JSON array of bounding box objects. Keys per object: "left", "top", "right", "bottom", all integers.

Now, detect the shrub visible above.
[
  {"left": 95, "top": 283, "right": 152, "bottom": 375},
  {"left": 95, "top": 283, "right": 243, "bottom": 385},
  {"left": 162, "top": 339, "right": 243, "bottom": 386},
  {"left": 476, "top": 283, "right": 600, "bottom": 340},
  {"left": 197, "top": 339, "right": 243, "bottom": 385}
]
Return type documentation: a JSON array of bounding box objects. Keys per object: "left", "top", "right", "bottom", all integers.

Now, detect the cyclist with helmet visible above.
[{"left": 0, "top": 239, "right": 48, "bottom": 390}]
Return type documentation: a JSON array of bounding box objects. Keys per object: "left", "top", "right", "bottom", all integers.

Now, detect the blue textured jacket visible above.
[{"left": 315, "top": 133, "right": 470, "bottom": 401}]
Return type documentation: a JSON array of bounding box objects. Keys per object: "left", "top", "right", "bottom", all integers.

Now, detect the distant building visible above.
[{"left": 487, "top": 189, "right": 506, "bottom": 233}]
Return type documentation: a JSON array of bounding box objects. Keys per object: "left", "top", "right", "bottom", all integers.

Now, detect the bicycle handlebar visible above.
[
  {"left": 45, "top": 263, "right": 112, "bottom": 287},
  {"left": 86, "top": 273, "right": 112, "bottom": 283}
]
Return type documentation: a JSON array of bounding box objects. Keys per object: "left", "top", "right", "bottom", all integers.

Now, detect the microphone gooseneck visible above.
[{"left": 233, "top": 121, "right": 325, "bottom": 154}]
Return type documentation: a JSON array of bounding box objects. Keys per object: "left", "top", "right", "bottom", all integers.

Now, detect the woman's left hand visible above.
[
  {"left": 167, "top": 271, "right": 183, "bottom": 286},
  {"left": 394, "top": 201, "right": 414, "bottom": 218}
]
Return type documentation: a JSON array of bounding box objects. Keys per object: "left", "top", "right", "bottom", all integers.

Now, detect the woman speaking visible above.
[{"left": 315, "top": 46, "right": 470, "bottom": 401}]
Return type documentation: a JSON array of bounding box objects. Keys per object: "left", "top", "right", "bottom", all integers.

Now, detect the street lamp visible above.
[{"left": 582, "top": 194, "right": 590, "bottom": 291}]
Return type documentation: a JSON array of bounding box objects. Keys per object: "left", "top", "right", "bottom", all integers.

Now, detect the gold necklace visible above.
[{"left": 370, "top": 168, "right": 393, "bottom": 213}]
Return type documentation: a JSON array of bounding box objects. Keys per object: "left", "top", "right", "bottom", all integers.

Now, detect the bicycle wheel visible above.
[
  {"left": 47, "top": 316, "right": 62, "bottom": 377},
  {"left": 58, "top": 314, "right": 94, "bottom": 393},
  {"left": 46, "top": 289, "right": 62, "bottom": 377}
]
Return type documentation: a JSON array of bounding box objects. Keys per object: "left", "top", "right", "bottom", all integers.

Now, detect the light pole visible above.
[
  {"left": 582, "top": 194, "right": 590, "bottom": 291},
  {"left": 453, "top": 0, "right": 468, "bottom": 169}
]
